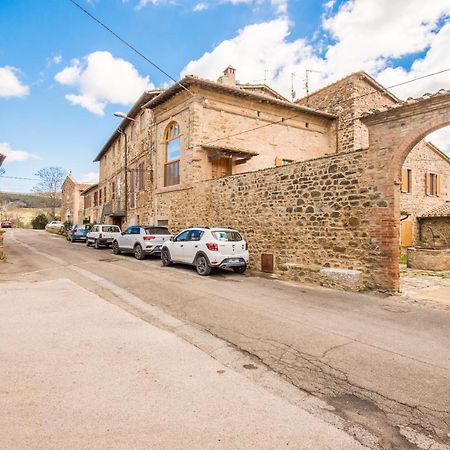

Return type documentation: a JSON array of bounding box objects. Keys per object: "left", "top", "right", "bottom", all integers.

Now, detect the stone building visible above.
[
  {"left": 92, "top": 66, "right": 336, "bottom": 228},
  {"left": 296, "top": 72, "right": 450, "bottom": 247},
  {"left": 85, "top": 67, "right": 450, "bottom": 292},
  {"left": 81, "top": 183, "right": 100, "bottom": 224},
  {"left": 61, "top": 175, "right": 92, "bottom": 224}
]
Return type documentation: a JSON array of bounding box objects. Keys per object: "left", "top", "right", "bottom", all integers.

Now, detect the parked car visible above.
[
  {"left": 87, "top": 224, "right": 122, "bottom": 249},
  {"left": 66, "top": 224, "right": 91, "bottom": 242},
  {"left": 45, "top": 220, "right": 64, "bottom": 232},
  {"left": 112, "top": 226, "right": 172, "bottom": 260},
  {"left": 1, "top": 220, "right": 12, "bottom": 228},
  {"left": 161, "top": 227, "right": 249, "bottom": 276}
]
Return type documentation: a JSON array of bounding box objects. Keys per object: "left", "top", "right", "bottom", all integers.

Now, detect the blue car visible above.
[{"left": 67, "top": 224, "right": 91, "bottom": 243}]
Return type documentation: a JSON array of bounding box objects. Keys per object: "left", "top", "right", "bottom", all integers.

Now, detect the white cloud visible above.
[
  {"left": 194, "top": 2, "right": 208, "bottom": 11},
  {"left": 181, "top": 18, "right": 323, "bottom": 99},
  {"left": 0, "top": 66, "right": 30, "bottom": 98},
  {"left": 181, "top": 0, "right": 450, "bottom": 100},
  {"left": 54, "top": 51, "right": 153, "bottom": 116},
  {"left": 427, "top": 127, "right": 450, "bottom": 156},
  {"left": 81, "top": 171, "right": 99, "bottom": 184},
  {"left": 0, "top": 142, "right": 40, "bottom": 162}
]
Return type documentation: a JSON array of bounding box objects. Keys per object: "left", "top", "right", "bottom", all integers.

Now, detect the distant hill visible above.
[{"left": 0, "top": 192, "right": 62, "bottom": 208}]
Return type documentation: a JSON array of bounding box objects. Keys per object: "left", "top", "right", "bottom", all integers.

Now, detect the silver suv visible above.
[{"left": 112, "top": 226, "right": 172, "bottom": 260}]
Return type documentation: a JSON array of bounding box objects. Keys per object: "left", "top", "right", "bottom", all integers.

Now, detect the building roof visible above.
[
  {"left": 419, "top": 203, "right": 450, "bottom": 218},
  {"left": 81, "top": 183, "right": 99, "bottom": 195},
  {"left": 236, "top": 83, "right": 289, "bottom": 102},
  {"left": 142, "top": 75, "right": 336, "bottom": 120},
  {"left": 425, "top": 141, "right": 450, "bottom": 165},
  {"left": 296, "top": 71, "right": 400, "bottom": 106},
  {"left": 93, "top": 89, "right": 164, "bottom": 162}
]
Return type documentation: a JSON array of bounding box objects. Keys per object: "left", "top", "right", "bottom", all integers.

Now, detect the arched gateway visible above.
[{"left": 361, "top": 90, "right": 450, "bottom": 291}]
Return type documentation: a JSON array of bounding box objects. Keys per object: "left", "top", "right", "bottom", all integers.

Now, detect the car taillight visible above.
[
  {"left": 206, "top": 242, "right": 218, "bottom": 251},
  {"left": 143, "top": 236, "right": 156, "bottom": 241}
]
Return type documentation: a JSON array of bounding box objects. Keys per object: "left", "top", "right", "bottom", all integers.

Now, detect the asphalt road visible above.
[{"left": 1, "top": 229, "right": 449, "bottom": 450}]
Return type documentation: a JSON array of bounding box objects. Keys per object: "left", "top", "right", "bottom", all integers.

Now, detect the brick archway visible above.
[{"left": 361, "top": 91, "right": 450, "bottom": 291}]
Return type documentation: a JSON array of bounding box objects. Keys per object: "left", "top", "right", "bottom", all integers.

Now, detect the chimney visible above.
[{"left": 217, "top": 65, "right": 236, "bottom": 85}]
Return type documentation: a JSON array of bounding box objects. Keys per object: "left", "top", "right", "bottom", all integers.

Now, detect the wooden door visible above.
[
  {"left": 212, "top": 157, "right": 232, "bottom": 179},
  {"left": 400, "top": 220, "right": 413, "bottom": 247}
]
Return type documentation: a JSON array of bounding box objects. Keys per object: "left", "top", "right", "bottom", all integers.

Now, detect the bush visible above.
[
  {"left": 64, "top": 220, "right": 73, "bottom": 230},
  {"left": 31, "top": 214, "right": 48, "bottom": 230}
]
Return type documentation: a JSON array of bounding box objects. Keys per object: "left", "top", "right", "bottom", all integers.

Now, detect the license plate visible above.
[{"left": 229, "top": 258, "right": 241, "bottom": 263}]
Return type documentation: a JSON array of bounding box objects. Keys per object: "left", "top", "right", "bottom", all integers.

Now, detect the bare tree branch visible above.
[{"left": 32, "top": 167, "right": 66, "bottom": 219}]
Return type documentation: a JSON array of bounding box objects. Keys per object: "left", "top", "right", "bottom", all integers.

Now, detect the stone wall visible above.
[
  {"left": 419, "top": 217, "right": 450, "bottom": 248},
  {"left": 407, "top": 247, "right": 450, "bottom": 271},
  {"left": 154, "top": 148, "right": 392, "bottom": 292},
  {"left": 296, "top": 73, "right": 397, "bottom": 152}
]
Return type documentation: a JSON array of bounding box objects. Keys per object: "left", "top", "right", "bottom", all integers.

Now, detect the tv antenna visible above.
[{"left": 305, "top": 69, "right": 322, "bottom": 100}]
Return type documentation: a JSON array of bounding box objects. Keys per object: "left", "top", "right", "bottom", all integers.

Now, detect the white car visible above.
[
  {"left": 45, "top": 220, "right": 64, "bottom": 232},
  {"left": 112, "top": 225, "right": 172, "bottom": 260},
  {"left": 161, "top": 227, "right": 249, "bottom": 276},
  {"left": 86, "top": 224, "right": 122, "bottom": 249}
]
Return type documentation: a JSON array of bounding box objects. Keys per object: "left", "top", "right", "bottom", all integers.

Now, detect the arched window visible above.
[{"left": 164, "top": 121, "right": 181, "bottom": 186}]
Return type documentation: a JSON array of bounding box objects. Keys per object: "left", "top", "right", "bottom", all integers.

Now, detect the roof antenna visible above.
[
  {"left": 291, "top": 73, "right": 296, "bottom": 101},
  {"left": 305, "top": 69, "right": 322, "bottom": 103}
]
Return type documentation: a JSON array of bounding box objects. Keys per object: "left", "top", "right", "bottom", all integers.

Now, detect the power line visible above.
[
  {"left": 201, "top": 68, "right": 450, "bottom": 146},
  {"left": 0, "top": 175, "right": 39, "bottom": 181},
  {"left": 67, "top": 0, "right": 194, "bottom": 97}
]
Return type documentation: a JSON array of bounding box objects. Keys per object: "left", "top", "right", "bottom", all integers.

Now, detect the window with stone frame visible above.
[
  {"left": 401, "top": 168, "right": 412, "bottom": 193},
  {"left": 130, "top": 122, "right": 135, "bottom": 142},
  {"left": 425, "top": 172, "right": 441, "bottom": 196},
  {"left": 94, "top": 191, "right": 98, "bottom": 207},
  {"left": 163, "top": 121, "right": 181, "bottom": 187},
  {"left": 140, "top": 112, "right": 145, "bottom": 131}
]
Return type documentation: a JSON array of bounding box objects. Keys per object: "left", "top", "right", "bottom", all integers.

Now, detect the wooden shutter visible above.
[
  {"left": 436, "top": 174, "right": 441, "bottom": 196},
  {"left": 401, "top": 168, "right": 408, "bottom": 193},
  {"left": 400, "top": 220, "right": 413, "bottom": 247},
  {"left": 425, "top": 172, "right": 430, "bottom": 195}
]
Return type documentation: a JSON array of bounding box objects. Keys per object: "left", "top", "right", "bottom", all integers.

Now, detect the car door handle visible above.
[
  {"left": 194, "top": 245, "right": 198, "bottom": 248},
  {"left": 180, "top": 245, "right": 184, "bottom": 247}
]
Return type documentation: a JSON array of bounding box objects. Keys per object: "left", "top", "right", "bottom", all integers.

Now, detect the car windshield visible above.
[
  {"left": 145, "top": 227, "right": 170, "bottom": 235},
  {"left": 102, "top": 226, "right": 120, "bottom": 232},
  {"left": 212, "top": 230, "right": 242, "bottom": 241}
]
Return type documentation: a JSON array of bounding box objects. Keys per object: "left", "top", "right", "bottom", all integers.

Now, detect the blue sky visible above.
[{"left": 1, "top": 0, "right": 449, "bottom": 192}]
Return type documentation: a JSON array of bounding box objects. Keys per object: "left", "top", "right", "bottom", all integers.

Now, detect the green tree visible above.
[{"left": 31, "top": 214, "right": 48, "bottom": 230}]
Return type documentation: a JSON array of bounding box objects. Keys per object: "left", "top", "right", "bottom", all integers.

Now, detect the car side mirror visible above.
[
  {"left": 121, "top": 232, "right": 125, "bottom": 235},
  {"left": 170, "top": 236, "right": 174, "bottom": 241}
]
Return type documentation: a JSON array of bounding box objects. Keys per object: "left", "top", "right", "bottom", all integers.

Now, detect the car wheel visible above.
[
  {"left": 232, "top": 264, "right": 247, "bottom": 274},
  {"left": 134, "top": 244, "right": 145, "bottom": 260},
  {"left": 161, "top": 248, "right": 172, "bottom": 266},
  {"left": 94, "top": 239, "right": 100, "bottom": 250},
  {"left": 86, "top": 239, "right": 91, "bottom": 247},
  {"left": 112, "top": 241, "right": 121, "bottom": 255},
  {"left": 195, "top": 255, "right": 211, "bottom": 276}
]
